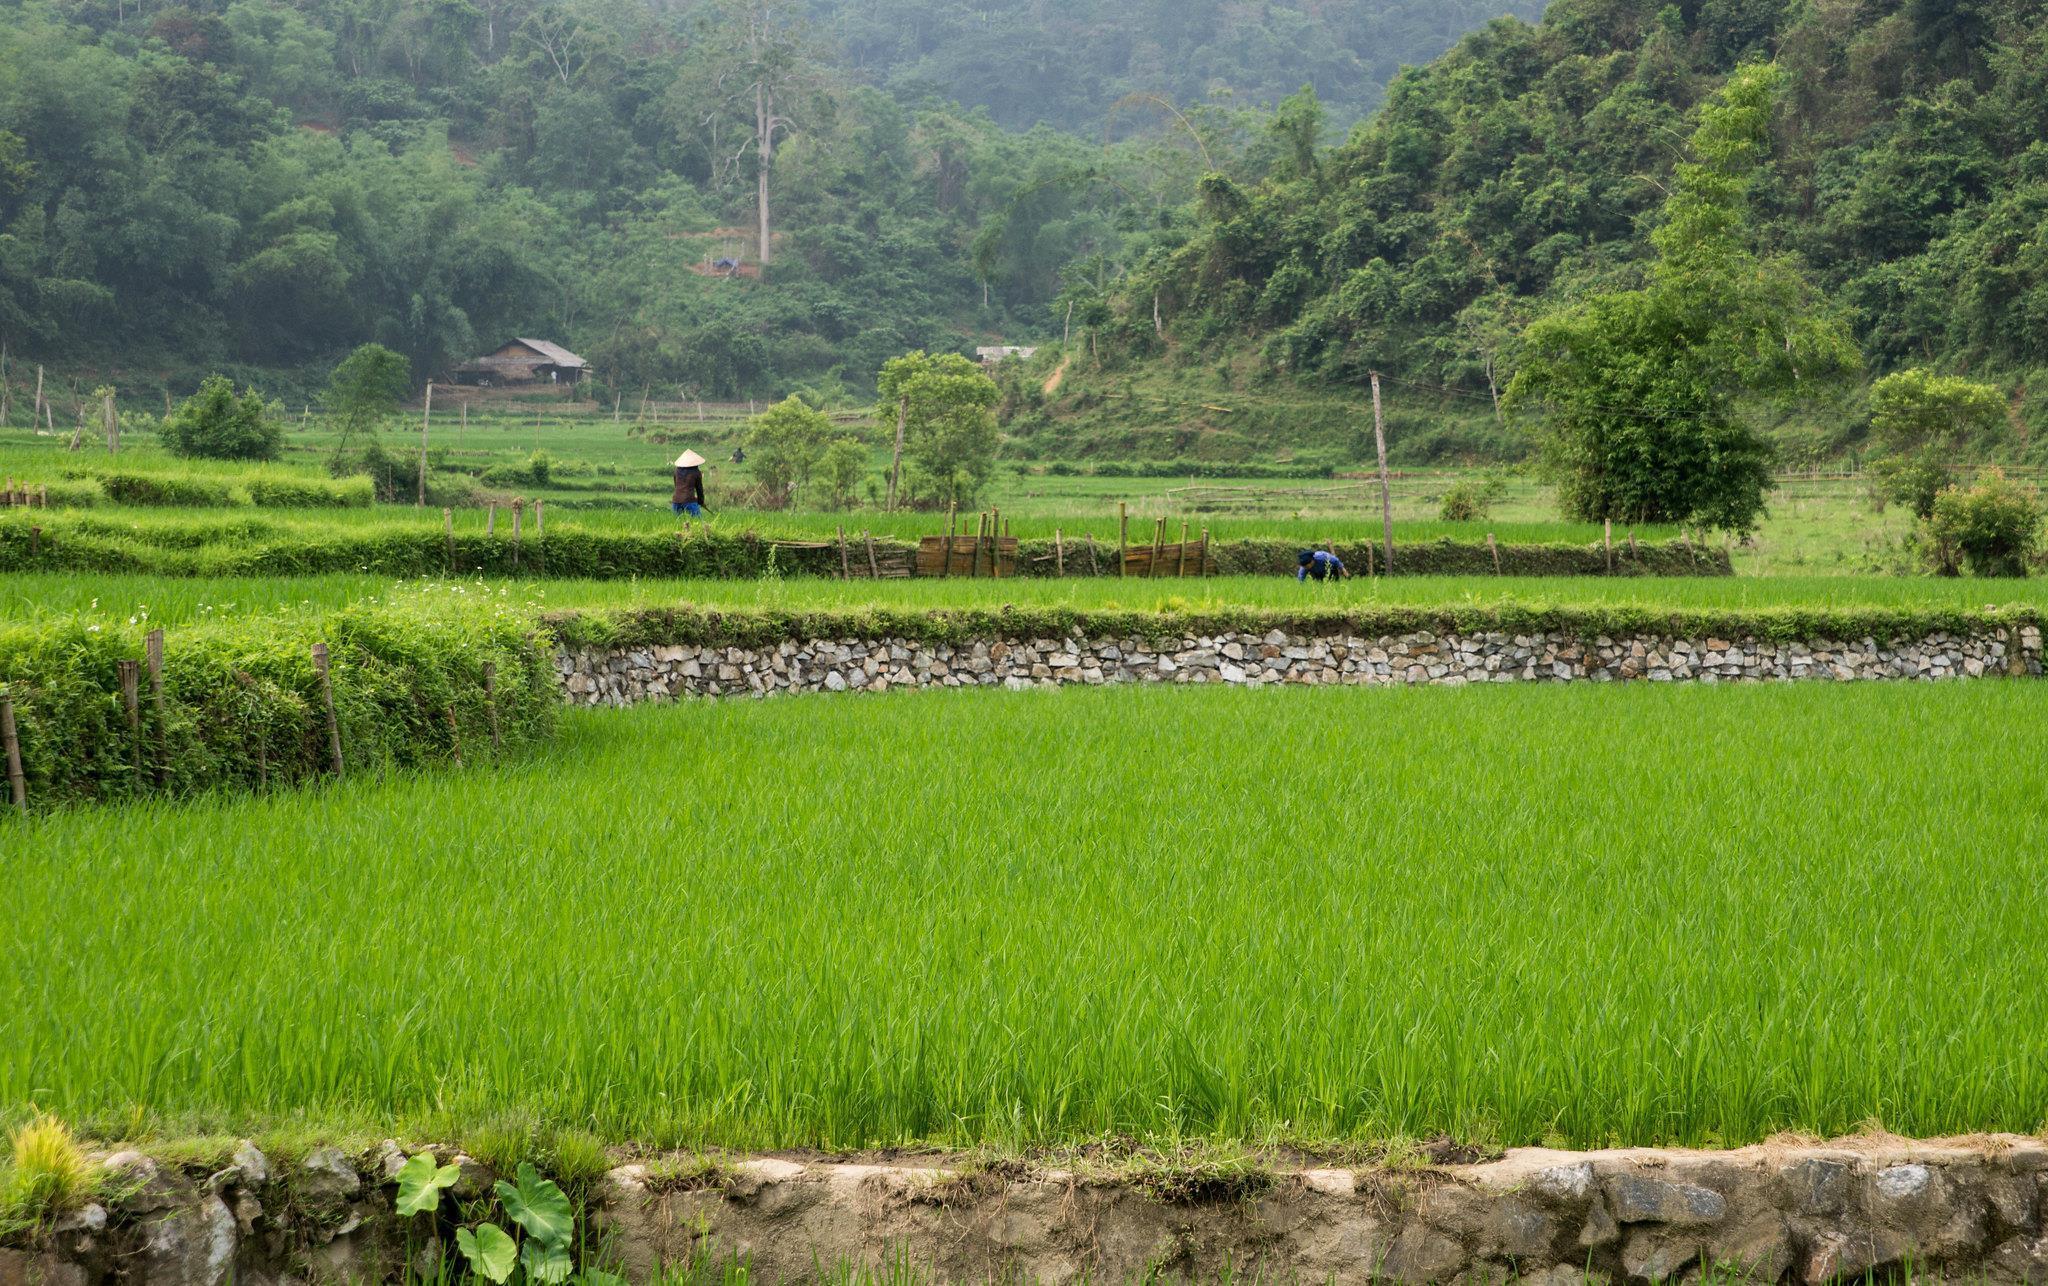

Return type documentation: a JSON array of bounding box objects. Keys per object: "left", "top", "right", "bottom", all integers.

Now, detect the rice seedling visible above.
[{"left": 3, "top": 681, "right": 2044, "bottom": 1152}]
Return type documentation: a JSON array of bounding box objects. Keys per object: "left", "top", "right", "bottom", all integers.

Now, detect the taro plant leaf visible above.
[
  {"left": 521, "top": 1236, "right": 575, "bottom": 1284},
  {"left": 457, "top": 1223, "right": 518, "bottom": 1284},
  {"left": 495, "top": 1163, "right": 574, "bottom": 1248},
  {"left": 394, "top": 1152, "right": 464, "bottom": 1217}
]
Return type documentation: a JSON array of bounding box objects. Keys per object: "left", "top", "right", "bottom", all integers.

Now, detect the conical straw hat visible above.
[{"left": 674, "top": 450, "right": 706, "bottom": 468}]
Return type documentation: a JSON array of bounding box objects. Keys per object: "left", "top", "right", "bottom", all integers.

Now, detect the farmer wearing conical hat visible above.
[{"left": 672, "top": 450, "right": 708, "bottom": 518}]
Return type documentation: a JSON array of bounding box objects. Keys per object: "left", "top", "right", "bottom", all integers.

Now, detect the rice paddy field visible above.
[{"left": 4, "top": 681, "right": 2046, "bottom": 1151}]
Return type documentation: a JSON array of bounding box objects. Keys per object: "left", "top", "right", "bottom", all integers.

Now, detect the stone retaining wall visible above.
[
  {"left": 11, "top": 1137, "right": 2048, "bottom": 1285},
  {"left": 557, "top": 625, "right": 2043, "bottom": 704}
]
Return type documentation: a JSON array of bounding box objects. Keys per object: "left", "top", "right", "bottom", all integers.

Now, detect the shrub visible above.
[
  {"left": 160, "top": 376, "right": 283, "bottom": 461},
  {"left": 815, "top": 438, "right": 868, "bottom": 509},
  {"left": 1439, "top": 477, "right": 1506, "bottom": 522},
  {"left": 1926, "top": 469, "right": 2042, "bottom": 578}
]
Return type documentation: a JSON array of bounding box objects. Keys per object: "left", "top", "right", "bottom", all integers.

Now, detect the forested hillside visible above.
[
  {"left": 816, "top": 0, "right": 1548, "bottom": 132},
  {"left": 1055, "top": 0, "right": 2048, "bottom": 461},
  {"left": 0, "top": 0, "right": 1542, "bottom": 402}
]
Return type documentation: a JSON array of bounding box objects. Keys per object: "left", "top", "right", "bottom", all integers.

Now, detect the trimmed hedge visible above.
[
  {"left": 0, "top": 601, "right": 556, "bottom": 810},
  {"left": 0, "top": 515, "right": 1732, "bottom": 580},
  {"left": 549, "top": 602, "right": 2044, "bottom": 652}
]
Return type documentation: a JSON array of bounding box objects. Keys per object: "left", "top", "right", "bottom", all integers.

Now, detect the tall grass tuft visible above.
[{"left": 2, "top": 1116, "right": 95, "bottom": 1227}]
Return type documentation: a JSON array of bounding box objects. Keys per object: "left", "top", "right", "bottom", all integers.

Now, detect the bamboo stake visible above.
[
  {"left": 1177, "top": 519, "right": 1189, "bottom": 577},
  {"left": 511, "top": 499, "right": 523, "bottom": 571},
  {"left": 444, "top": 705, "right": 464, "bottom": 768},
  {"left": 1604, "top": 517, "right": 1614, "bottom": 573},
  {"left": 119, "top": 659, "right": 141, "bottom": 789},
  {"left": 1086, "top": 533, "right": 1099, "bottom": 576},
  {"left": 444, "top": 507, "right": 455, "bottom": 573},
  {"left": 311, "top": 642, "right": 343, "bottom": 776},
  {"left": 1, "top": 689, "right": 23, "bottom": 814},
  {"left": 32, "top": 364, "right": 42, "bottom": 428},
  {"left": 1488, "top": 532, "right": 1501, "bottom": 575},
  {"left": 145, "top": 629, "right": 166, "bottom": 788},
  {"left": 837, "top": 525, "right": 851, "bottom": 581},
  {"left": 1054, "top": 528, "right": 1065, "bottom": 577},
  {"left": 990, "top": 506, "right": 1002, "bottom": 578},
  {"left": 487, "top": 503, "right": 497, "bottom": 537},
  {"left": 941, "top": 503, "right": 955, "bottom": 578},
  {"left": 102, "top": 388, "right": 117, "bottom": 453},
  {"left": 1200, "top": 527, "right": 1210, "bottom": 577},
  {"left": 1118, "top": 502, "right": 1128, "bottom": 577},
  {"left": 1149, "top": 517, "right": 1165, "bottom": 579},
  {"left": 864, "top": 530, "right": 880, "bottom": 580}
]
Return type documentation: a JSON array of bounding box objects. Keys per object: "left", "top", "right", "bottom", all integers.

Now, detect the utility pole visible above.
[
  {"left": 417, "top": 382, "right": 433, "bottom": 507},
  {"left": 1371, "top": 371, "right": 1393, "bottom": 574}
]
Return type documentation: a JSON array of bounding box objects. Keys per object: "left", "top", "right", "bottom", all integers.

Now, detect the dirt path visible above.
[{"left": 1041, "top": 354, "right": 1071, "bottom": 395}]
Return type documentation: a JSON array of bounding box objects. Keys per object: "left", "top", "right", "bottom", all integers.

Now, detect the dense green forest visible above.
[
  {"left": 1050, "top": 0, "right": 2048, "bottom": 463},
  {"left": 0, "top": 0, "right": 1543, "bottom": 403},
  {"left": 817, "top": 0, "right": 1547, "bottom": 132}
]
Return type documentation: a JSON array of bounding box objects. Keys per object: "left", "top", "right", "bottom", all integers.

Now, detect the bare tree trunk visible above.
[
  {"left": 1371, "top": 371, "right": 1393, "bottom": 574},
  {"left": 887, "top": 395, "right": 907, "bottom": 511},
  {"left": 0, "top": 342, "right": 9, "bottom": 426},
  {"left": 32, "top": 365, "right": 43, "bottom": 428},
  {"left": 102, "top": 388, "right": 118, "bottom": 452},
  {"left": 1486, "top": 355, "right": 1502, "bottom": 425},
  {"left": 1153, "top": 291, "right": 1163, "bottom": 338},
  {"left": 756, "top": 82, "right": 774, "bottom": 267},
  {"left": 1063, "top": 299, "right": 1073, "bottom": 346}
]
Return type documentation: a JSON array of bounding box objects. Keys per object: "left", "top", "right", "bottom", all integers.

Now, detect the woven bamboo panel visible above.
[
  {"left": 1121, "top": 540, "right": 1216, "bottom": 577},
  {"left": 916, "top": 535, "right": 1019, "bottom": 577}
]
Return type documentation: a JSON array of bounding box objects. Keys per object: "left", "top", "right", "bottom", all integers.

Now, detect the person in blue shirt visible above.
[{"left": 1297, "top": 549, "right": 1349, "bottom": 582}]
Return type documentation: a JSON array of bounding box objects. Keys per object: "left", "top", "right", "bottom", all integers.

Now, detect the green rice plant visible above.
[{"left": 3, "top": 682, "right": 2046, "bottom": 1151}]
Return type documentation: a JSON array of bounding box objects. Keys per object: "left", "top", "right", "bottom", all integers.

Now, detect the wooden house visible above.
[{"left": 453, "top": 339, "right": 589, "bottom": 386}]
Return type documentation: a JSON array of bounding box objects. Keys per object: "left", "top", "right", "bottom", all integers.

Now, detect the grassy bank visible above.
[
  {"left": 4, "top": 573, "right": 2039, "bottom": 630},
  {"left": 5, "top": 682, "right": 2046, "bottom": 1150}
]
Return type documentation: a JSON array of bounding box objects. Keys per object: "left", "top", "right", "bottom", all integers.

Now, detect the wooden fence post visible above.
[
  {"left": 1054, "top": 528, "right": 1065, "bottom": 577},
  {"left": 837, "top": 526, "right": 851, "bottom": 580},
  {"left": 118, "top": 660, "right": 141, "bottom": 789},
  {"left": 482, "top": 662, "right": 502, "bottom": 750},
  {"left": 1627, "top": 530, "right": 1639, "bottom": 565},
  {"left": 311, "top": 642, "right": 343, "bottom": 777},
  {"left": 2, "top": 688, "right": 25, "bottom": 814},
  {"left": 1149, "top": 518, "right": 1165, "bottom": 579},
  {"left": 444, "top": 507, "right": 455, "bottom": 574},
  {"left": 940, "top": 503, "right": 956, "bottom": 579},
  {"left": 1200, "top": 527, "right": 1210, "bottom": 577},
  {"left": 1487, "top": 532, "right": 1501, "bottom": 575},
  {"left": 487, "top": 503, "right": 497, "bottom": 537},
  {"left": 1371, "top": 371, "right": 1393, "bottom": 574},
  {"left": 511, "top": 499, "right": 523, "bottom": 571},
  {"left": 1177, "top": 519, "right": 1190, "bottom": 577},
  {"left": 968, "top": 513, "right": 983, "bottom": 579},
  {"left": 1086, "top": 533, "right": 1100, "bottom": 576},
  {"left": 145, "top": 629, "right": 166, "bottom": 788},
  {"left": 863, "top": 530, "right": 880, "bottom": 581},
  {"left": 29, "top": 525, "right": 40, "bottom": 557},
  {"left": 444, "top": 705, "right": 464, "bottom": 768},
  {"left": 1118, "top": 503, "right": 1129, "bottom": 578},
  {"left": 1604, "top": 518, "right": 1614, "bottom": 573},
  {"left": 991, "top": 507, "right": 1003, "bottom": 578}
]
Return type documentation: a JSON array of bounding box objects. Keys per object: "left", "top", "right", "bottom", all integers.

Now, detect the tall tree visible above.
[{"left": 1506, "top": 65, "right": 1860, "bottom": 532}]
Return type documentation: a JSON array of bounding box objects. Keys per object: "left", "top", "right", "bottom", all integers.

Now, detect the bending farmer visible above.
[
  {"left": 672, "top": 450, "right": 708, "bottom": 517},
  {"left": 1297, "top": 548, "right": 1349, "bottom": 582}
]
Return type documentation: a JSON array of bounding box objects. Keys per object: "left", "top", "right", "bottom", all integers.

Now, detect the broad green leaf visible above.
[
  {"left": 458, "top": 1224, "right": 517, "bottom": 1284},
  {"left": 521, "top": 1237, "right": 574, "bottom": 1284},
  {"left": 495, "top": 1163, "right": 575, "bottom": 1249},
  {"left": 395, "top": 1152, "right": 463, "bottom": 1217}
]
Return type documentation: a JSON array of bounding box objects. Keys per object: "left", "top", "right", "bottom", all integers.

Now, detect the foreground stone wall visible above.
[
  {"left": 11, "top": 1137, "right": 2048, "bottom": 1285},
  {"left": 557, "top": 625, "right": 2043, "bottom": 704}
]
